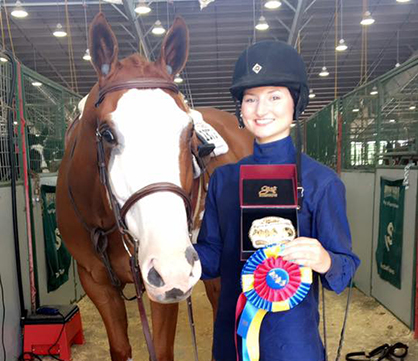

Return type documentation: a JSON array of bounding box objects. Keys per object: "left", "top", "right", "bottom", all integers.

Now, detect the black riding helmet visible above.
[{"left": 230, "top": 40, "right": 309, "bottom": 121}]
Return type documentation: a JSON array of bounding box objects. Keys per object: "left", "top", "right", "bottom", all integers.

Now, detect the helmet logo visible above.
[{"left": 252, "top": 63, "right": 263, "bottom": 74}]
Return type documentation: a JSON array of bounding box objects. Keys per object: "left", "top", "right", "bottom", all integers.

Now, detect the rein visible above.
[{"left": 68, "top": 77, "right": 199, "bottom": 361}]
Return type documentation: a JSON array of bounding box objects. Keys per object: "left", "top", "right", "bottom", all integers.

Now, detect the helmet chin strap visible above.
[{"left": 234, "top": 98, "right": 245, "bottom": 129}]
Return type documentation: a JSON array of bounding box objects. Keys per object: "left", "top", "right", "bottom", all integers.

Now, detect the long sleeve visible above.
[
  {"left": 194, "top": 170, "right": 223, "bottom": 279},
  {"left": 314, "top": 178, "right": 361, "bottom": 294}
]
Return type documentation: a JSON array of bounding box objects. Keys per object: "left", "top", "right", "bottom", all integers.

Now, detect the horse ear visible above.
[
  {"left": 89, "top": 13, "right": 119, "bottom": 80},
  {"left": 158, "top": 17, "right": 189, "bottom": 78}
]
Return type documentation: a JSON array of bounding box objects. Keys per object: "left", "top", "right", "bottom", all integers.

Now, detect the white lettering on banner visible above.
[
  {"left": 383, "top": 200, "right": 399, "bottom": 209},
  {"left": 384, "top": 222, "right": 394, "bottom": 252},
  {"left": 380, "top": 263, "right": 395, "bottom": 275}
]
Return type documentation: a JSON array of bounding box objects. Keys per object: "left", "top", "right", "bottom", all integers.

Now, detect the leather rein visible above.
[{"left": 68, "top": 78, "right": 199, "bottom": 361}]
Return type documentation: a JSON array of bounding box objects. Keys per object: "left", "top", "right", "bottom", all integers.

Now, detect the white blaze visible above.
[{"left": 107, "top": 89, "right": 200, "bottom": 301}]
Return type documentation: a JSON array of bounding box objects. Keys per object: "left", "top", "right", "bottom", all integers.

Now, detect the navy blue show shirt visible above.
[{"left": 194, "top": 135, "right": 360, "bottom": 361}]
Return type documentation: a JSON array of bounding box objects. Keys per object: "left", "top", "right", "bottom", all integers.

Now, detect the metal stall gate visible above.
[
  {"left": 305, "top": 56, "right": 418, "bottom": 332},
  {"left": 0, "top": 53, "right": 82, "bottom": 358}
]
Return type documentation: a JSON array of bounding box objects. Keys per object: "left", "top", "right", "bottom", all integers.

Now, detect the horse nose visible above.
[
  {"left": 185, "top": 246, "right": 199, "bottom": 268},
  {"left": 165, "top": 287, "right": 185, "bottom": 300},
  {"left": 147, "top": 266, "right": 165, "bottom": 288}
]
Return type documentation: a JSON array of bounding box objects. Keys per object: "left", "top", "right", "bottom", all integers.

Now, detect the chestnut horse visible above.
[{"left": 56, "top": 13, "right": 252, "bottom": 361}]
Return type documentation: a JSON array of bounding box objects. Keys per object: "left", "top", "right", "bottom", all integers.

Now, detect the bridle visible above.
[
  {"left": 95, "top": 78, "right": 194, "bottom": 243},
  {"left": 69, "top": 77, "right": 199, "bottom": 361}
]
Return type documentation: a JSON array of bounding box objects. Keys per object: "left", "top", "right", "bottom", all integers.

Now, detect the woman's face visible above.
[{"left": 241, "top": 86, "right": 294, "bottom": 144}]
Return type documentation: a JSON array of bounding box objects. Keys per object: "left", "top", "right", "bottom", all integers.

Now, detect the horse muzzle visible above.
[{"left": 141, "top": 246, "right": 202, "bottom": 303}]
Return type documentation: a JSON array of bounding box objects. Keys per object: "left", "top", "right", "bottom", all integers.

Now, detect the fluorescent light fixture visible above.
[
  {"left": 389, "top": 119, "right": 396, "bottom": 123},
  {"left": 396, "top": 0, "right": 410, "bottom": 3},
  {"left": 370, "top": 86, "right": 378, "bottom": 95},
  {"left": 336, "top": 39, "right": 348, "bottom": 52},
  {"left": 135, "top": 2, "right": 151, "bottom": 15},
  {"left": 83, "top": 49, "right": 91, "bottom": 61},
  {"left": 290, "top": 123, "right": 296, "bottom": 128},
  {"left": 319, "top": 66, "right": 329, "bottom": 77},
  {"left": 352, "top": 107, "right": 359, "bottom": 113},
  {"left": 308, "top": 89, "right": 316, "bottom": 99},
  {"left": 255, "top": 16, "right": 269, "bottom": 31},
  {"left": 264, "top": 1, "right": 282, "bottom": 9},
  {"left": 32, "top": 81, "right": 42, "bottom": 87},
  {"left": 0, "top": 57, "right": 8, "bottom": 63},
  {"left": 11, "top": 1, "right": 28, "bottom": 18},
  {"left": 409, "top": 104, "right": 416, "bottom": 110},
  {"left": 53, "top": 23, "right": 67, "bottom": 38},
  {"left": 152, "top": 20, "right": 166, "bottom": 35},
  {"left": 360, "top": 11, "right": 375, "bottom": 26},
  {"left": 174, "top": 74, "right": 183, "bottom": 84}
]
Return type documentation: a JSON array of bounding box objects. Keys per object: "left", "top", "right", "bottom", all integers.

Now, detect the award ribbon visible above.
[{"left": 235, "top": 243, "right": 312, "bottom": 361}]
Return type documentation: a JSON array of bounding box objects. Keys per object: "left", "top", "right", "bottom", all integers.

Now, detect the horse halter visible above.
[{"left": 94, "top": 77, "right": 193, "bottom": 247}]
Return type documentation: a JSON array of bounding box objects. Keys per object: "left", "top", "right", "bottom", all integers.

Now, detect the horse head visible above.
[{"left": 83, "top": 13, "right": 201, "bottom": 303}]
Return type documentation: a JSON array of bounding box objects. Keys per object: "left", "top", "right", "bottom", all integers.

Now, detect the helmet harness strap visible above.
[{"left": 234, "top": 98, "right": 245, "bottom": 129}]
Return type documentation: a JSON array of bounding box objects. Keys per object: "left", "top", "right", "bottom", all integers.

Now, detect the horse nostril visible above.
[
  {"left": 165, "top": 288, "right": 184, "bottom": 300},
  {"left": 185, "top": 246, "right": 199, "bottom": 266},
  {"left": 147, "top": 267, "right": 165, "bottom": 288}
]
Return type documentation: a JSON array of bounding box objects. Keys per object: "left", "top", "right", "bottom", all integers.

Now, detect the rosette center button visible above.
[{"left": 266, "top": 268, "right": 289, "bottom": 290}]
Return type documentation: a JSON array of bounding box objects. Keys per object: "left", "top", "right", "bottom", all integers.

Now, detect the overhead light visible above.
[
  {"left": 83, "top": 49, "right": 91, "bottom": 61},
  {"left": 336, "top": 39, "right": 348, "bottom": 52},
  {"left": 360, "top": 11, "right": 375, "bottom": 26},
  {"left": 53, "top": 23, "right": 67, "bottom": 38},
  {"left": 389, "top": 119, "right": 396, "bottom": 123},
  {"left": 370, "top": 86, "right": 378, "bottom": 95},
  {"left": 352, "top": 107, "right": 360, "bottom": 113},
  {"left": 103, "top": 0, "right": 123, "bottom": 3},
  {"left": 11, "top": 1, "right": 28, "bottom": 18},
  {"left": 0, "top": 57, "right": 8, "bottom": 63},
  {"left": 409, "top": 104, "right": 416, "bottom": 110},
  {"left": 184, "top": 99, "right": 188, "bottom": 104},
  {"left": 13, "top": 121, "right": 18, "bottom": 125},
  {"left": 396, "top": 0, "right": 410, "bottom": 3},
  {"left": 174, "top": 74, "right": 183, "bottom": 84},
  {"left": 31, "top": 81, "right": 42, "bottom": 87},
  {"left": 395, "top": 62, "right": 401, "bottom": 68},
  {"left": 152, "top": 20, "right": 166, "bottom": 35},
  {"left": 135, "top": 2, "right": 151, "bottom": 15},
  {"left": 264, "top": 1, "right": 282, "bottom": 9},
  {"left": 255, "top": 16, "right": 269, "bottom": 31},
  {"left": 308, "top": 89, "right": 316, "bottom": 99},
  {"left": 319, "top": 66, "right": 329, "bottom": 77}
]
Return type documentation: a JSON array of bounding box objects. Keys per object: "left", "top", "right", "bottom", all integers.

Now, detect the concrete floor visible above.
[{"left": 45, "top": 281, "right": 417, "bottom": 361}]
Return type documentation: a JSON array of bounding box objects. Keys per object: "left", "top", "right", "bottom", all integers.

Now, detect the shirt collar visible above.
[{"left": 252, "top": 135, "right": 296, "bottom": 164}]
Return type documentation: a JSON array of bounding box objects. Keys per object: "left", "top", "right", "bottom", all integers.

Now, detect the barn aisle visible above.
[{"left": 44, "top": 281, "right": 416, "bottom": 360}]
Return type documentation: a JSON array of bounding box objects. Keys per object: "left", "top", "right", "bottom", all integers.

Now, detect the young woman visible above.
[{"left": 194, "top": 40, "right": 360, "bottom": 361}]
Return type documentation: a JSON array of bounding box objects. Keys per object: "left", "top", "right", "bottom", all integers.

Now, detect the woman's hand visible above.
[{"left": 280, "top": 237, "right": 331, "bottom": 274}]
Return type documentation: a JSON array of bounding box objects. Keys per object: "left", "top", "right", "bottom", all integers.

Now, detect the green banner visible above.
[
  {"left": 41, "top": 185, "right": 72, "bottom": 292},
  {"left": 376, "top": 178, "right": 405, "bottom": 289}
]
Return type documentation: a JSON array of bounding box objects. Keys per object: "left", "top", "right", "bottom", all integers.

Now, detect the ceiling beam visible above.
[
  {"left": 122, "top": 0, "right": 150, "bottom": 59},
  {"left": 288, "top": 0, "right": 309, "bottom": 47}
]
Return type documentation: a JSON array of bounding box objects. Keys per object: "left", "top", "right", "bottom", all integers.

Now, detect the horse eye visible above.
[{"left": 101, "top": 128, "right": 116, "bottom": 144}]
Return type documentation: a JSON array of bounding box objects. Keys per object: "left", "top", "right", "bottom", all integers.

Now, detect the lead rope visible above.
[{"left": 322, "top": 278, "right": 354, "bottom": 361}]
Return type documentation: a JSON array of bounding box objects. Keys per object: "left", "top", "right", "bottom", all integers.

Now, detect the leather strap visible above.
[
  {"left": 120, "top": 182, "right": 193, "bottom": 231},
  {"left": 96, "top": 78, "right": 179, "bottom": 107}
]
